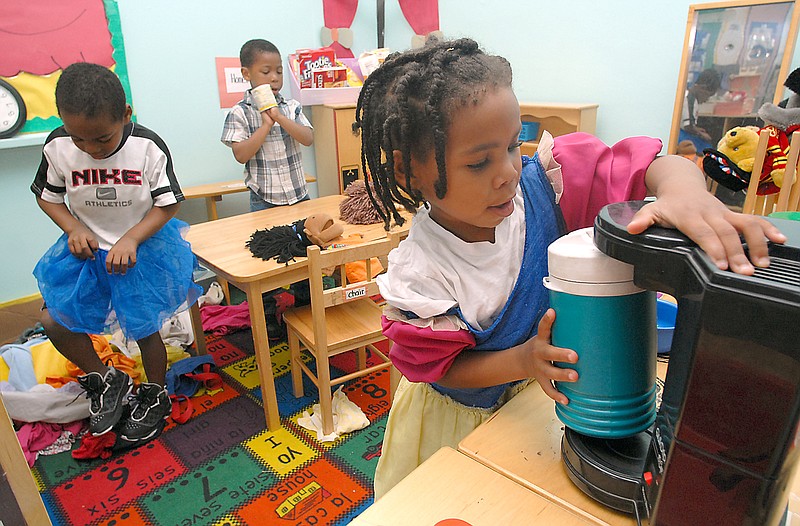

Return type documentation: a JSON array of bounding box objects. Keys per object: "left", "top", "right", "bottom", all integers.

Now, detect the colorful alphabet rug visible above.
[{"left": 34, "top": 329, "right": 392, "bottom": 525}]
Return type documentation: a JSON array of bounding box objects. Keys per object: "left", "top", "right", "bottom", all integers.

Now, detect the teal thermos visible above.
[{"left": 543, "top": 228, "right": 657, "bottom": 438}]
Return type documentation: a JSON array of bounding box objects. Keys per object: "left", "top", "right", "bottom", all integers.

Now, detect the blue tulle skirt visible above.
[{"left": 33, "top": 218, "right": 202, "bottom": 341}]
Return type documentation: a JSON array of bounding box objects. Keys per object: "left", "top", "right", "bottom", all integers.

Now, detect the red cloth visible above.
[
  {"left": 382, "top": 316, "right": 475, "bottom": 383},
  {"left": 399, "top": 0, "right": 440, "bottom": 35},
  {"left": 72, "top": 431, "right": 117, "bottom": 460},
  {"left": 199, "top": 302, "right": 251, "bottom": 335},
  {"left": 554, "top": 133, "right": 662, "bottom": 232},
  {"left": 758, "top": 123, "right": 800, "bottom": 194},
  {"left": 273, "top": 291, "right": 295, "bottom": 323},
  {"left": 322, "top": 0, "right": 358, "bottom": 29},
  {"left": 322, "top": 0, "right": 358, "bottom": 58}
]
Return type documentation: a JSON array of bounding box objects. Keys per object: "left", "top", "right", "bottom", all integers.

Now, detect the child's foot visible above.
[
  {"left": 77, "top": 367, "right": 133, "bottom": 436},
  {"left": 118, "top": 383, "right": 171, "bottom": 444}
]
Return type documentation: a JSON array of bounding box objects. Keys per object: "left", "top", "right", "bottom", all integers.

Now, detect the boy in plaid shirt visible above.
[{"left": 221, "top": 39, "right": 313, "bottom": 211}]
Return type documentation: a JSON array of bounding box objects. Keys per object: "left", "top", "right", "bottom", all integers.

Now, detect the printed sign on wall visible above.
[{"left": 215, "top": 57, "right": 249, "bottom": 109}]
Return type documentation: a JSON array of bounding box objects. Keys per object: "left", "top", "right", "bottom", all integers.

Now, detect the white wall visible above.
[{"left": 2, "top": 0, "right": 799, "bottom": 302}]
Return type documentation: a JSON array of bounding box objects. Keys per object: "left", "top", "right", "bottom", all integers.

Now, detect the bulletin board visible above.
[{"left": 0, "top": 0, "right": 134, "bottom": 135}]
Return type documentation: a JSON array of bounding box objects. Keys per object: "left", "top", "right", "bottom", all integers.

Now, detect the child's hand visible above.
[
  {"left": 67, "top": 225, "right": 99, "bottom": 260},
  {"left": 106, "top": 237, "right": 138, "bottom": 275},
  {"left": 260, "top": 110, "right": 275, "bottom": 129},
  {"left": 630, "top": 155, "right": 787, "bottom": 275},
  {"left": 528, "top": 309, "right": 578, "bottom": 405},
  {"left": 265, "top": 106, "right": 286, "bottom": 126},
  {"left": 627, "top": 190, "right": 786, "bottom": 275}
]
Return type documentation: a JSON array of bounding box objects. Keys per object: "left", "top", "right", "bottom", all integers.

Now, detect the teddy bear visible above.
[
  {"left": 702, "top": 125, "right": 760, "bottom": 192},
  {"left": 717, "top": 126, "right": 760, "bottom": 173},
  {"left": 756, "top": 67, "right": 800, "bottom": 194}
]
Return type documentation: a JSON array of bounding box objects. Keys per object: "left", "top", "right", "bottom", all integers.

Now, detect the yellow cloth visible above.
[
  {"left": 0, "top": 335, "right": 150, "bottom": 387},
  {"left": 131, "top": 344, "right": 191, "bottom": 384},
  {"left": 0, "top": 353, "right": 9, "bottom": 381},
  {"left": 373, "top": 377, "right": 532, "bottom": 498},
  {"left": 0, "top": 336, "right": 188, "bottom": 387},
  {"left": 30, "top": 339, "right": 72, "bottom": 383},
  {"left": 0, "top": 338, "right": 71, "bottom": 385}
]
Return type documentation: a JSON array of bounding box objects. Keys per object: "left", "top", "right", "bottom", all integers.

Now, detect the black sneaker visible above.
[
  {"left": 77, "top": 367, "right": 133, "bottom": 436},
  {"left": 118, "top": 383, "right": 171, "bottom": 443}
]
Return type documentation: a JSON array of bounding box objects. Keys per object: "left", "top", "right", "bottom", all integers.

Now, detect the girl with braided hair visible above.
[{"left": 356, "top": 38, "right": 785, "bottom": 497}]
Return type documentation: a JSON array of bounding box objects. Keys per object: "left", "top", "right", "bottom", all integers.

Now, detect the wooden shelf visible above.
[
  {"left": 311, "top": 104, "right": 361, "bottom": 196},
  {"left": 519, "top": 102, "right": 598, "bottom": 156}
]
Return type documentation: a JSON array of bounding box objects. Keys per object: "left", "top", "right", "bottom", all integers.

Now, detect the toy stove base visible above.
[{"left": 562, "top": 427, "right": 653, "bottom": 525}]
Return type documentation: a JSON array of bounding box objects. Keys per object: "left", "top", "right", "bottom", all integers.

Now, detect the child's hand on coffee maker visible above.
[
  {"left": 528, "top": 308, "right": 579, "bottom": 405},
  {"left": 624, "top": 155, "right": 785, "bottom": 275}
]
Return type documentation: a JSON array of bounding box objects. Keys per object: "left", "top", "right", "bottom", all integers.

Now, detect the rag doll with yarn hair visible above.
[
  {"left": 246, "top": 214, "right": 343, "bottom": 264},
  {"left": 339, "top": 179, "right": 387, "bottom": 225}
]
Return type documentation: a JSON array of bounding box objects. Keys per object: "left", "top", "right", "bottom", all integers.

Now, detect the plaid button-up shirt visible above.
[{"left": 221, "top": 90, "right": 312, "bottom": 205}]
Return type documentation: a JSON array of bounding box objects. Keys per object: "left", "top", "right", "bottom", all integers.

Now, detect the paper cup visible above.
[{"left": 252, "top": 85, "right": 277, "bottom": 112}]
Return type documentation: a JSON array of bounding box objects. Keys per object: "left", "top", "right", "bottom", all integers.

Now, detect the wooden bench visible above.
[
  {"left": 183, "top": 180, "right": 248, "bottom": 221},
  {"left": 183, "top": 176, "right": 317, "bottom": 221}
]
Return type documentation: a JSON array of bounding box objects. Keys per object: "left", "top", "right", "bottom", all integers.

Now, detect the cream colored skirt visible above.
[{"left": 373, "top": 377, "right": 533, "bottom": 499}]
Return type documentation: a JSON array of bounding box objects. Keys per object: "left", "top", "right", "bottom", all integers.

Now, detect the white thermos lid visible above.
[{"left": 543, "top": 227, "right": 643, "bottom": 296}]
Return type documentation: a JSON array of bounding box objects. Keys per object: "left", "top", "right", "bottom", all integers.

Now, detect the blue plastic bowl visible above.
[{"left": 656, "top": 298, "right": 677, "bottom": 354}]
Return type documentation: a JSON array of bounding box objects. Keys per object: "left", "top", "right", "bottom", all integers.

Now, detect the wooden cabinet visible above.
[
  {"left": 311, "top": 102, "right": 599, "bottom": 195},
  {"left": 311, "top": 103, "right": 361, "bottom": 196},
  {"left": 519, "top": 103, "right": 598, "bottom": 156}
]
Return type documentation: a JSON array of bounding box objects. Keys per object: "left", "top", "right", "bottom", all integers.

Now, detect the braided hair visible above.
[{"left": 354, "top": 38, "right": 513, "bottom": 229}]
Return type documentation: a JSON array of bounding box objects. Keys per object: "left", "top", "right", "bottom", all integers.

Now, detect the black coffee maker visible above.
[{"left": 560, "top": 201, "right": 800, "bottom": 526}]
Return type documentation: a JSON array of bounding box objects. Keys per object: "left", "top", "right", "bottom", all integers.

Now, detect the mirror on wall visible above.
[{"left": 669, "top": 0, "right": 800, "bottom": 155}]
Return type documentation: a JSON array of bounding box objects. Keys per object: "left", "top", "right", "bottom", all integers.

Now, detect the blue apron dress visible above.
[{"left": 374, "top": 155, "right": 565, "bottom": 497}]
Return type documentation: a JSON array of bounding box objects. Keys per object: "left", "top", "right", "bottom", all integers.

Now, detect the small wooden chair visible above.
[
  {"left": 283, "top": 232, "right": 401, "bottom": 435},
  {"left": 743, "top": 130, "right": 800, "bottom": 216}
]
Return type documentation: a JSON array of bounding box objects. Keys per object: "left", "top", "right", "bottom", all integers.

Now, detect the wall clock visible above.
[{"left": 0, "top": 79, "right": 27, "bottom": 139}]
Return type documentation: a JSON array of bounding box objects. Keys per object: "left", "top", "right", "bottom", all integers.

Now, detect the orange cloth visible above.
[
  {"left": 345, "top": 258, "right": 384, "bottom": 282},
  {"left": 329, "top": 234, "right": 385, "bottom": 283}
]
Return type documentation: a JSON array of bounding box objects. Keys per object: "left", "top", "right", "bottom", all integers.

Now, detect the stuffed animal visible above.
[
  {"left": 716, "top": 126, "right": 760, "bottom": 173},
  {"left": 756, "top": 67, "right": 800, "bottom": 193},
  {"left": 702, "top": 126, "right": 760, "bottom": 192}
]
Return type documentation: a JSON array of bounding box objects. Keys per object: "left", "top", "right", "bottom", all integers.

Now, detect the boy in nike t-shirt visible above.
[{"left": 31, "top": 62, "right": 201, "bottom": 448}]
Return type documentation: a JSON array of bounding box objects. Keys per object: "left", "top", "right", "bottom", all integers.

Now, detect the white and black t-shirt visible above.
[{"left": 31, "top": 123, "right": 184, "bottom": 250}]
